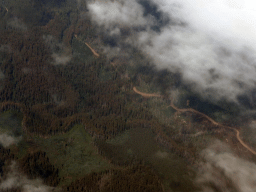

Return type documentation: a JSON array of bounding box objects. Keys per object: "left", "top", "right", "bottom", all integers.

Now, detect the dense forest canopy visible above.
[{"left": 0, "top": 0, "right": 256, "bottom": 192}]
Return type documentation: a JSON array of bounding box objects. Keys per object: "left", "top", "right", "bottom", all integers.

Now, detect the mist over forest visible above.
[
  {"left": 88, "top": 0, "right": 256, "bottom": 106},
  {"left": 0, "top": 0, "right": 256, "bottom": 191}
]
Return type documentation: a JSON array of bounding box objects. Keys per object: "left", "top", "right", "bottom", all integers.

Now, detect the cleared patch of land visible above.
[
  {"left": 35, "top": 124, "right": 111, "bottom": 186},
  {"left": 105, "top": 126, "right": 197, "bottom": 192}
]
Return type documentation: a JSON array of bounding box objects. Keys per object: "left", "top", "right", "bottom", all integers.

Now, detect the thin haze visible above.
[
  {"left": 197, "top": 140, "right": 256, "bottom": 192},
  {"left": 0, "top": 161, "right": 55, "bottom": 192},
  {"left": 0, "top": 133, "right": 22, "bottom": 148},
  {"left": 87, "top": 1, "right": 256, "bottom": 190},
  {"left": 88, "top": 0, "right": 256, "bottom": 104}
]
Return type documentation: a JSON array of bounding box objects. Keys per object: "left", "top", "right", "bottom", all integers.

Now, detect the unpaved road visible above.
[
  {"left": 133, "top": 86, "right": 256, "bottom": 155},
  {"left": 133, "top": 87, "right": 162, "bottom": 98},
  {"left": 74, "top": 35, "right": 99, "bottom": 57},
  {"left": 84, "top": 42, "right": 100, "bottom": 57}
]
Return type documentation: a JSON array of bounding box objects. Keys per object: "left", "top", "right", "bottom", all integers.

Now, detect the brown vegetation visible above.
[
  {"left": 133, "top": 87, "right": 256, "bottom": 155},
  {"left": 74, "top": 35, "right": 100, "bottom": 57},
  {"left": 64, "top": 165, "right": 163, "bottom": 192},
  {"left": 19, "top": 151, "right": 60, "bottom": 186}
]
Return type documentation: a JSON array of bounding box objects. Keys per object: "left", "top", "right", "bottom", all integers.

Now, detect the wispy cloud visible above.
[
  {"left": 7, "top": 18, "right": 28, "bottom": 31},
  {"left": 197, "top": 140, "right": 256, "bottom": 192},
  {"left": 87, "top": 0, "right": 256, "bottom": 105},
  {"left": 0, "top": 161, "right": 56, "bottom": 192},
  {"left": 51, "top": 53, "right": 71, "bottom": 66},
  {"left": 0, "top": 133, "right": 22, "bottom": 148},
  {"left": 43, "top": 35, "right": 72, "bottom": 65}
]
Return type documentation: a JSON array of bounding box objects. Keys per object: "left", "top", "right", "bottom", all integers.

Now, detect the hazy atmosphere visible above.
[
  {"left": 87, "top": 1, "right": 256, "bottom": 191},
  {"left": 88, "top": 0, "right": 256, "bottom": 104},
  {"left": 1, "top": 0, "right": 256, "bottom": 191}
]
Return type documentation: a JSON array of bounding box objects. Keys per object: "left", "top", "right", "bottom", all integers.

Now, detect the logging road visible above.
[{"left": 133, "top": 86, "right": 256, "bottom": 155}]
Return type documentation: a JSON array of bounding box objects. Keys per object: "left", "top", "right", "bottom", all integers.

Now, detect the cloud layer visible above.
[
  {"left": 0, "top": 133, "right": 22, "bottom": 148},
  {"left": 86, "top": 2, "right": 256, "bottom": 191},
  {"left": 87, "top": 0, "right": 256, "bottom": 104},
  {"left": 43, "top": 35, "right": 72, "bottom": 65},
  {"left": 197, "top": 140, "right": 256, "bottom": 192},
  {"left": 0, "top": 161, "right": 56, "bottom": 192}
]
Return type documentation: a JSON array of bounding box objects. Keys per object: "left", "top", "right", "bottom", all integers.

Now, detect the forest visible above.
[{"left": 0, "top": 0, "right": 253, "bottom": 192}]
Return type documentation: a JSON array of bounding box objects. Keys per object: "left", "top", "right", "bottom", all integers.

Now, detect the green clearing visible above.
[
  {"left": 35, "top": 124, "right": 111, "bottom": 186},
  {"left": 134, "top": 84, "right": 174, "bottom": 126},
  {"left": 147, "top": 98, "right": 176, "bottom": 126},
  {"left": 106, "top": 126, "right": 198, "bottom": 192}
]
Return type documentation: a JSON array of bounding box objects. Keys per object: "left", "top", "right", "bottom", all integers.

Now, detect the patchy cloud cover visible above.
[
  {"left": 7, "top": 18, "right": 28, "bottom": 31},
  {"left": 43, "top": 35, "right": 72, "bottom": 65},
  {"left": 0, "top": 161, "right": 56, "bottom": 192},
  {"left": 89, "top": 0, "right": 149, "bottom": 28},
  {"left": 0, "top": 133, "right": 22, "bottom": 148},
  {"left": 51, "top": 53, "right": 72, "bottom": 66},
  {"left": 87, "top": 0, "right": 256, "bottom": 104},
  {"left": 197, "top": 140, "right": 256, "bottom": 192}
]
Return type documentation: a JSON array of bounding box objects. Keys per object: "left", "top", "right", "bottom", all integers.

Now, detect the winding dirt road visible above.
[
  {"left": 133, "top": 87, "right": 162, "bottom": 98},
  {"left": 84, "top": 42, "right": 100, "bottom": 57},
  {"left": 133, "top": 86, "right": 256, "bottom": 155},
  {"left": 74, "top": 35, "right": 100, "bottom": 57}
]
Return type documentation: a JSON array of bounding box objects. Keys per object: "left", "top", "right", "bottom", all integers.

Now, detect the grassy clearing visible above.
[
  {"left": 35, "top": 124, "right": 111, "bottom": 186},
  {"left": 134, "top": 84, "right": 177, "bottom": 126},
  {"left": 106, "top": 126, "right": 198, "bottom": 192},
  {"left": 147, "top": 98, "right": 176, "bottom": 126},
  {"left": 107, "top": 129, "right": 130, "bottom": 145}
]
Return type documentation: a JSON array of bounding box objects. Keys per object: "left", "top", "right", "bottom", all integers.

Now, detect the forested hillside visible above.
[{"left": 0, "top": 1, "right": 255, "bottom": 192}]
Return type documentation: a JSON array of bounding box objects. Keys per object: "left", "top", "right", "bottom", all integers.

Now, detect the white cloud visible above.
[
  {"left": 0, "top": 133, "right": 22, "bottom": 148},
  {"left": 7, "top": 18, "right": 27, "bottom": 31},
  {"left": 88, "top": 0, "right": 149, "bottom": 28},
  {"left": 0, "top": 161, "right": 56, "bottom": 192},
  {"left": 43, "top": 35, "right": 72, "bottom": 65},
  {"left": 87, "top": 0, "right": 256, "bottom": 103},
  {"left": 197, "top": 140, "right": 256, "bottom": 192},
  {"left": 51, "top": 53, "right": 71, "bottom": 66}
]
